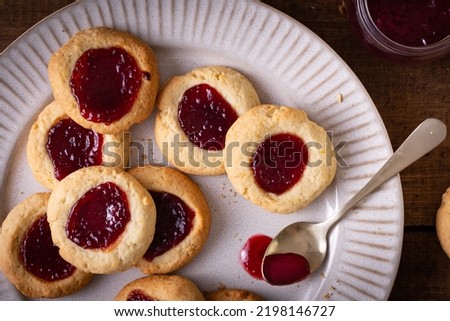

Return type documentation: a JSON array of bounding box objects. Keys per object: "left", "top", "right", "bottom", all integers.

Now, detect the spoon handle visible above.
[{"left": 326, "top": 118, "right": 447, "bottom": 228}]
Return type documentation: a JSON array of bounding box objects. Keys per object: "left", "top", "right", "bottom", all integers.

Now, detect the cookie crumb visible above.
[{"left": 338, "top": 1, "right": 347, "bottom": 14}]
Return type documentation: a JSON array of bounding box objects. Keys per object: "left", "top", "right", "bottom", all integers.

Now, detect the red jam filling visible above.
[
  {"left": 127, "top": 290, "right": 155, "bottom": 301},
  {"left": 20, "top": 214, "right": 76, "bottom": 282},
  {"left": 178, "top": 83, "right": 238, "bottom": 150},
  {"left": 46, "top": 118, "right": 103, "bottom": 181},
  {"left": 144, "top": 192, "right": 195, "bottom": 261},
  {"left": 368, "top": 0, "right": 450, "bottom": 46},
  {"left": 70, "top": 47, "right": 145, "bottom": 124},
  {"left": 262, "top": 253, "right": 310, "bottom": 286},
  {"left": 240, "top": 234, "right": 273, "bottom": 280},
  {"left": 252, "top": 133, "right": 308, "bottom": 194},
  {"left": 240, "top": 234, "right": 311, "bottom": 285},
  {"left": 66, "top": 182, "right": 130, "bottom": 249}
]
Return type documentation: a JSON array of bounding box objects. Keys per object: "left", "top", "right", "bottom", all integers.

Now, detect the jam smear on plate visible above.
[
  {"left": 46, "top": 118, "right": 103, "bottom": 181},
  {"left": 66, "top": 182, "right": 130, "bottom": 249},
  {"left": 20, "top": 214, "right": 76, "bottom": 281},
  {"left": 252, "top": 133, "right": 308, "bottom": 194},
  {"left": 240, "top": 234, "right": 273, "bottom": 280},
  {"left": 70, "top": 47, "right": 145, "bottom": 124},
  {"left": 144, "top": 192, "right": 195, "bottom": 261},
  {"left": 178, "top": 83, "right": 238, "bottom": 150},
  {"left": 127, "top": 289, "right": 155, "bottom": 301}
]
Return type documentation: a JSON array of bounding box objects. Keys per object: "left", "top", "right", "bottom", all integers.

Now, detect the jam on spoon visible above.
[
  {"left": 240, "top": 234, "right": 310, "bottom": 285},
  {"left": 262, "top": 253, "right": 310, "bottom": 286}
]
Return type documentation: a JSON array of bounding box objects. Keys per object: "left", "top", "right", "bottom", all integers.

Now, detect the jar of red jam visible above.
[{"left": 344, "top": 0, "right": 450, "bottom": 63}]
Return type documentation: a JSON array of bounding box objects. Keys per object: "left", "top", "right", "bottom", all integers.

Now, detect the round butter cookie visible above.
[
  {"left": 437, "top": 186, "right": 450, "bottom": 258},
  {"left": 48, "top": 27, "right": 159, "bottom": 134},
  {"left": 0, "top": 193, "right": 93, "bottom": 298},
  {"left": 224, "top": 104, "right": 337, "bottom": 214},
  {"left": 27, "top": 101, "right": 128, "bottom": 190},
  {"left": 154, "top": 65, "right": 260, "bottom": 175},
  {"left": 115, "top": 275, "right": 204, "bottom": 301},
  {"left": 128, "top": 165, "right": 210, "bottom": 274},
  {"left": 205, "top": 288, "right": 263, "bottom": 301},
  {"left": 47, "top": 166, "right": 156, "bottom": 274}
]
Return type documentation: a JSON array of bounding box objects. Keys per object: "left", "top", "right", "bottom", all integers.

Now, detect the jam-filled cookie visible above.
[
  {"left": 47, "top": 166, "right": 156, "bottom": 274},
  {"left": 154, "top": 66, "right": 260, "bottom": 175},
  {"left": 128, "top": 165, "right": 210, "bottom": 274},
  {"left": 115, "top": 275, "right": 205, "bottom": 301},
  {"left": 0, "top": 193, "right": 93, "bottom": 298},
  {"left": 437, "top": 186, "right": 450, "bottom": 258},
  {"left": 48, "top": 27, "right": 159, "bottom": 134},
  {"left": 205, "top": 288, "right": 263, "bottom": 301},
  {"left": 27, "top": 101, "right": 127, "bottom": 190},
  {"left": 225, "top": 104, "right": 336, "bottom": 214}
]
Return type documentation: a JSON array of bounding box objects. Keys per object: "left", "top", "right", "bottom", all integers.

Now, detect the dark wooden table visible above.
[{"left": 1, "top": 0, "right": 449, "bottom": 300}]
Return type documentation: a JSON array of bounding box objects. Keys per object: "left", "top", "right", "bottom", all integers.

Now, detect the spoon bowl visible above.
[
  {"left": 262, "top": 118, "right": 447, "bottom": 285},
  {"left": 264, "top": 221, "right": 327, "bottom": 273}
]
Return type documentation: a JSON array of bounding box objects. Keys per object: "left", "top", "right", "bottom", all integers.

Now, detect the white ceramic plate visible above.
[{"left": 0, "top": 0, "right": 403, "bottom": 300}]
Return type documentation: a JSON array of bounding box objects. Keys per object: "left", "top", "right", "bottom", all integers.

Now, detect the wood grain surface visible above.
[{"left": 1, "top": 0, "right": 449, "bottom": 300}]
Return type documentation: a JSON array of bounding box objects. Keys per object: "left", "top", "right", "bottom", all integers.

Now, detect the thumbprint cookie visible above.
[
  {"left": 128, "top": 165, "right": 210, "bottom": 274},
  {"left": 48, "top": 27, "right": 159, "bottom": 134},
  {"left": 225, "top": 104, "right": 337, "bottom": 214},
  {"left": 205, "top": 288, "right": 263, "bottom": 301},
  {"left": 115, "top": 275, "right": 205, "bottom": 301},
  {"left": 0, "top": 193, "right": 93, "bottom": 298},
  {"left": 27, "top": 101, "right": 127, "bottom": 190},
  {"left": 154, "top": 66, "right": 260, "bottom": 175},
  {"left": 47, "top": 166, "right": 156, "bottom": 274},
  {"left": 437, "top": 186, "right": 450, "bottom": 258}
]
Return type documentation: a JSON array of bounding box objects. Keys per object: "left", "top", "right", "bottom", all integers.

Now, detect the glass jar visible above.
[{"left": 344, "top": 0, "right": 450, "bottom": 63}]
